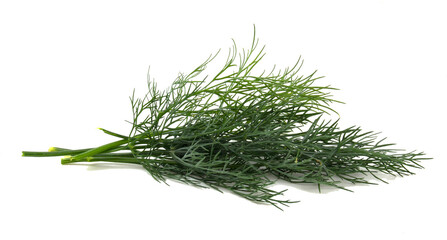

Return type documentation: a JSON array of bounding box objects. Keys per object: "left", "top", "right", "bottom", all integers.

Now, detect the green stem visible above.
[
  {"left": 22, "top": 149, "right": 90, "bottom": 157},
  {"left": 61, "top": 156, "right": 176, "bottom": 165},
  {"left": 71, "top": 139, "right": 128, "bottom": 160},
  {"left": 62, "top": 156, "right": 141, "bottom": 165},
  {"left": 98, "top": 128, "right": 128, "bottom": 139},
  {"left": 21, "top": 144, "right": 156, "bottom": 158}
]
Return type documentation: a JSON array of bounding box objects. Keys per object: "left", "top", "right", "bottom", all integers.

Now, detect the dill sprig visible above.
[{"left": 22, "top": 29, "right": 428, "bottom": 209}]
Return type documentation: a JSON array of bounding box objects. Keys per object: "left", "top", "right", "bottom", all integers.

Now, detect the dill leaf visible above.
[{"left": 22, "top": 29, "right": 428, "bottom": 209}]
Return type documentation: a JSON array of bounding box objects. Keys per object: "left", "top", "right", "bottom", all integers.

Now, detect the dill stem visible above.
[
  {"left": 21, "top": 144, "right": 154, "bottom": 158},
  {"left": 61, "top": 156, "right": 176, "bottom": 165},
  {"left": 71, "top": 139, "right": 128, "bottom": 160},
  {"left": 21, "top": 145, "right": 128, "bottom": 158},
  {"left": 22, "top": 149, "right": 90, "bottom": 157},
  {"left": 61, "top": 156, "right": 141, "bottom": 165}
]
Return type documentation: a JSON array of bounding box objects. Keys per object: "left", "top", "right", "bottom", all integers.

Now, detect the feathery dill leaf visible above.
[{"left": 22, "top": 29, "right": 428, "bottom": 209}]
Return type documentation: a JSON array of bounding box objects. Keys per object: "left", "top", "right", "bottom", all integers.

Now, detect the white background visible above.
[{"left": 1, "top": 0, "right": 446, "bottom": 239}]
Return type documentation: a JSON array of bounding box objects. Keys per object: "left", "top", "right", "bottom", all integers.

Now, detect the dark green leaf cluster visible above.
[{"left": 22, "top": 31, "right": 428, "bottom": 209}]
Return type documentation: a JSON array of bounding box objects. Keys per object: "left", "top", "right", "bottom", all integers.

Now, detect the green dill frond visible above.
[{"left": 22, "top": 29, "right": 429, "bottom": 209}]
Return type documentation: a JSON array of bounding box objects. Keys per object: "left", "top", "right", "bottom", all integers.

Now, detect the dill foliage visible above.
[{"left": 23, "top": 31, "right": 427, "bottom": 209}]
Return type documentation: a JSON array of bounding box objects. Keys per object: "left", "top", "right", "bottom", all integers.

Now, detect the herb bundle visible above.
[{"left": 22, "top": 31, "right": 427, "bottom": 209}]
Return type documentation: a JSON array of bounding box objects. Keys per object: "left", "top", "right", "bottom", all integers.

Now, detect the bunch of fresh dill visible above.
[{"left": 22, "top": 30, "right": 427, "bottom": 209}]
